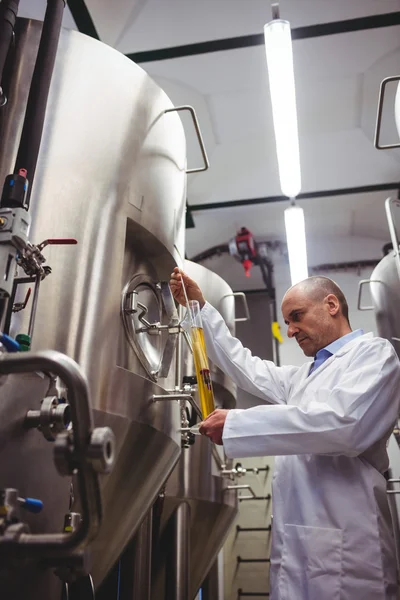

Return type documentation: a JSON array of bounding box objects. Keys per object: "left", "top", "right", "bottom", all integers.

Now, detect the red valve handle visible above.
[
  {"left": 45, "top": 238, "right": 78, "bottom": 245},
  {"left": 37, "top": 238, "right": 78, "bottom": 251}
]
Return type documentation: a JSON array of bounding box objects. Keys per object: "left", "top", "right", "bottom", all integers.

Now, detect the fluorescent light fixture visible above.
[
  {"left": 284, "top": 203, "right": 308, "bottom": 285},
  {"left": 264, "top": 19, "right": 301, "bottom": 198}
]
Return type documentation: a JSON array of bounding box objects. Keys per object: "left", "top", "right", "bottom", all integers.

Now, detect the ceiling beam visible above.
[
  {"left": 187, "top": 182, "right": 400, "bottom": 213},
  {"left": 66, "top": 0, "right": 99, "bottom": 40},
  {"left": 127, "top": 12, "right": 400, "bottom": 63}
]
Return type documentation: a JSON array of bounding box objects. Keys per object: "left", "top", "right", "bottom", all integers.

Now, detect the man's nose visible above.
[{"left": 287, "top": 324, "right": 299, "bottom": 338}]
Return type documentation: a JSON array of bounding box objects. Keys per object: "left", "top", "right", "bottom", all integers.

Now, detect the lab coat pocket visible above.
[{"left": 279, "top": 524, "right": 343, "bottom": 600}]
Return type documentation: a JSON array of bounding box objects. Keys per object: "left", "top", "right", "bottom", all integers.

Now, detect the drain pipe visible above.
[
  {"left": 167, "top": 502, "right": 191, "bottom": 600},
  {"left": 0, "top": 0, "right": 19, "bottom": 105},
  {"left": 13, "top": 0, "right": 66, "bottom": 207}
]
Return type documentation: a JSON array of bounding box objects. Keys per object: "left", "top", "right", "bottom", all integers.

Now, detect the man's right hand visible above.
[{"left": 170, "top": 267, "right": 206, "bottom": 308}]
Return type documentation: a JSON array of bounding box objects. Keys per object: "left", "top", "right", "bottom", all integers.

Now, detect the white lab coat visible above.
[{"left": 200, "top": 302, "right": 400, "bottom": 600}]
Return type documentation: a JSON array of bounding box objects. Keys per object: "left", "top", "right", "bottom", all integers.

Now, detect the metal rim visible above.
[{"left": 121, "top": 274, "right": 164, "bottom": 381}]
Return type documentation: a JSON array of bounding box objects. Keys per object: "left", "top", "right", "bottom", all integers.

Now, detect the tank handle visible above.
[
  {"left": 385, "top": 197, "right": 400, "bottom": 282},
  {"left": 357, "top": 279, "right": 383, "bottom": 311},
  {"left": 374, "top": 75, "right": 400, "bottom": 150},
  {"left": 221, "top": 292, "right": 250, "bottom": 322},
  {"left": 164, "top": 105, "right": 210, "bottom": 173}
]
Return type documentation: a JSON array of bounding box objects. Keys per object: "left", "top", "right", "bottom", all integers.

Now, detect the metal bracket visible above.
[
  {"left": 226, "top": 484, "right": 258, "bottom": 500},
  {"left": 357, "top": 279, "right": 382, "bottom": 311},
  {"left": 237, "top": 590, "right": 270, "bottom": 598},
  {"left": 221, "top": 292, "right": 250, "bottom": 322},
  {"left": 152, "top": 393, "right": 202, "bottom": 421},
  {"left": 387, "top": 478, "right": 400, "bottom": 494},
  {"left": 385, "top": 197, "right": 400, "bottom": 281},
  {"left": 374, "top": 76, "right": 400, "bottom": 150},
  {"left": 164, "top": 105, "right": 209, "bottom": 173}
]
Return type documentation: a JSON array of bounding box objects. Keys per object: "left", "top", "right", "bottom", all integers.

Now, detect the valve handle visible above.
[
  {"left": 37, "top": 238, "right": 78, "bottom": 251},
  {"left": 18, "top": 497, "right": 43, "bottom": 513}
]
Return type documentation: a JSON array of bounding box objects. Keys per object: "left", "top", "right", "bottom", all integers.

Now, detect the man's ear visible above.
[{"left": 325, "top": 294, "right": 340, "bottom": 316}]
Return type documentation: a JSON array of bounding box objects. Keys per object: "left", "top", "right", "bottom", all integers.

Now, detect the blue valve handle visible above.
[
  {"left": 0, "top": 333, "right": 20, "bottom": 353},
  {"left": 18, "top": 497, "right": 43, "bottom": 513}
]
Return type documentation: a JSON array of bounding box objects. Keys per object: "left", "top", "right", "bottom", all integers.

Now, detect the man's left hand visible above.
[{"left": 199, "top": 409, "right": 229, "bottom": 445}]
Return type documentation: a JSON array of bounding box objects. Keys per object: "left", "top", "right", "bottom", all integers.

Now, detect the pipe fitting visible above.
[
  {"left": 25, "top": 396, "right": 71, "bottom": 441},
  {"left": 87, "top": 427, "right": 116, "bottom": 474}
]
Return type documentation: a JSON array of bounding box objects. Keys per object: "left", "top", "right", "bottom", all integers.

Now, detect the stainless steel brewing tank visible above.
[
  {"left": 0, "top": 19, "right": 186, "bottom": 588},
  {"left": 151, "top": 263, "right": 238, "bottom": 599},
  {"left": 369, "top": 252, "right": 400, "bottom": 358}
]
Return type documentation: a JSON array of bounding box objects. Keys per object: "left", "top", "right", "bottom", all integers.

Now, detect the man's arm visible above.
[
  {"left": 200, "top": 301, "right": 299, "bottom": 405},
  {"left": 170, "top": 267, "right": 298, "bottom": 406},
  {"left": 220, "top": 338, "right": 400, "bottom": 458}
]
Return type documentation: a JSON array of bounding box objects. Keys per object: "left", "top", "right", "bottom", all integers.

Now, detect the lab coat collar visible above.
[{"left": 296, "top": 332, "right": 374, "bottom": 391}]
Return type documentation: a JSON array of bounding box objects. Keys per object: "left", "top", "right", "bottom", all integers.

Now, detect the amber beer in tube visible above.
[{"left": 188, "top": 300, "right": 215, "bottom": 418}]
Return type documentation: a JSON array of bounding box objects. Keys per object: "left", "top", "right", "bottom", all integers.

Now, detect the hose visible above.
[
  {"left": 0, "top": 0, "right": 19, "bottom": 102},
  {"left": 14, "top": 0, "right": 66, "bottom": 207}
]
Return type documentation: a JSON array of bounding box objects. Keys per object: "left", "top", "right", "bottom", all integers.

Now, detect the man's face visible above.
[{"left": 281, "top": 287, "right": 335, "bottom": 357}]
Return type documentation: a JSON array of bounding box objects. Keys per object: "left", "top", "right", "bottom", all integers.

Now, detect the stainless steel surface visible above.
[
  {"left": 201, "top": 553, "right": 224, "bottom": 600},
  {"left": 385, "top": 198, "right": 400, "bottom": 280},
  {"left": 370, "top": 252, "right": 400, "bottom": 359},
  {"left": 167, "top": 502, "right": 191, "bottom": 600},
  {"left": 374, "top": 75, "right": 400, "bottom": 149},
  {"left": 164, "top": 106, "right": 209, "bottom": 174},
  {"left": 120, "top": 510, "right": 153, "bottom": 600},
  {"left": 222, "top": 292, "right": 250, "bottom": 322},
  {"left": 0, "top": 17, "right": 188, "bottom": 590},
  {"left": 0, "top": 350, "right": 102, "bottom": 556},
  {"left": 152, "top": 436, "right": 238, "bottom": 600},
  {"left": 0, "top": 371, "right": 68, "bottom": 598}
]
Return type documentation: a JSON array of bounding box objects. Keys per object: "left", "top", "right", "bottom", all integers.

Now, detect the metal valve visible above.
[
  {"left": 25, "top": 396, "right": 71, "bottom": 441},
  {"left": 54, "top": 427, "right": 116, "bottom": 477}
]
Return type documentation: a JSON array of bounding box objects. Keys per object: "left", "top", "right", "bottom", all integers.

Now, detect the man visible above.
[{"left": 170, "top": 267, "right": 400, "bottom": 600}]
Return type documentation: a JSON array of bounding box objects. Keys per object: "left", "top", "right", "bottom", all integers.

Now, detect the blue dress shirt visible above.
[{"left": 308, "top": 329, "right": 364, "bottom": 376}]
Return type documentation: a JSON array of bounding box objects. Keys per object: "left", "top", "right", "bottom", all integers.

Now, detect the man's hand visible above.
[
  {"left": 199, "top": 409, "right": 229, "bottom": 445},
  {"left": 170, "top": 267, "right": 206, "bottom": 308}
]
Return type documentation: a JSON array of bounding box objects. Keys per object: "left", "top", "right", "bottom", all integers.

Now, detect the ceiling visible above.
[{"left": 16, "top": 0, "right": 400, "bottom": 289}]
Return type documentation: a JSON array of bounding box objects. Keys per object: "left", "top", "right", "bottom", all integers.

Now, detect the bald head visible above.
[
  {"left": 281, "top": 277, "right": 352, "bottom": 357},
  {"left": 289, "top": 277, "right": 350, "bottom": 325}
]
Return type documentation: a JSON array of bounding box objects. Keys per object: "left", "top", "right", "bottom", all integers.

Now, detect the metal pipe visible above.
[
  {"left": 167, "top": 502, "right": 191, "bottom": 600},
  {"left": 153, "top": 393, "right": 203, "bottom": 421},
  {"left": 227, "top": 484, "right": 257, "bottom": 501},
  {"left": 27, "top": 273, "right": 41, "bottom": 339},
  {"left": 239, "top": 494, "right": 271, "bottom": 502},
  {"left": 0, "top": 350, "right": 101, "bottom": 557},
  {"left": 237, "top": 556, "right": 270, "bottom": 564},
  {"left": 237, "top": 591, "right": 270, "bottom": 598},
  {"left": 0, "top": 0, "right": 19, "bottom": 102},
  {"left": 14, "top": 0, "right": 66, "bottom": 206},
  {"left": 258, "top": 258, "right": 280, "bottom": 367},
  {"left": 236, "top": 526, "right": 271, "bottom": 533},
  {"left": 119, "top": 509, "right": 153, "bottom": 600},
  {"left": 175, "top": 305, "right": 184, "bottom": 388}
]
